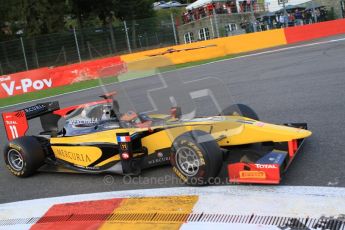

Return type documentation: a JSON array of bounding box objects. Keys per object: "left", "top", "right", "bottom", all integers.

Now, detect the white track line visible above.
[{"left": 1, "top": 36, "right": 345, "bottom": 110}]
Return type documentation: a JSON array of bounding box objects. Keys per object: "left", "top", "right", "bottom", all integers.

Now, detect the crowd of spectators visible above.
[
  {"left": 258, "top": 7, "right": 328, "bottom": 30},
  {"left": 182, "top": 0, "right": 328, "bottom": 31},
  {"left": 182, "top": 1, "right": 240, "bottom": 24},
  {"left": 182, "top": 1, "right": 269, "bottom": 24}
]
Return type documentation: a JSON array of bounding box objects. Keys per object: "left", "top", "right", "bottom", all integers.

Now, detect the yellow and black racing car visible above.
[{"left": 2, "top": 92, "right": 311, "bottom": 185}]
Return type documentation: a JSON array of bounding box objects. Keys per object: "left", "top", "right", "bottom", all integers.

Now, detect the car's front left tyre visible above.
[
  {"left": 220, "top": 104, "right": 259, "bottom": 120},
  {"left": 4, "top": 136, "right": 45, "bottom": 177}
]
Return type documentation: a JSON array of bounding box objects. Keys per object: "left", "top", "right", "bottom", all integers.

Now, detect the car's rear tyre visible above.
[
  {"left": 4, "top": 136, "right": 45, "bottom": 177},
  {"left": 171, "top": 130, "right": 223, "bottom": 186},
  {"left": 220, "top": 104, "right": 259, "bottom": 120}
]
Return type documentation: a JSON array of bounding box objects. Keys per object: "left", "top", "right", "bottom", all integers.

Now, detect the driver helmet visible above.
[{"left": 120, "top": 111, "right": 141, "bottom": 124}]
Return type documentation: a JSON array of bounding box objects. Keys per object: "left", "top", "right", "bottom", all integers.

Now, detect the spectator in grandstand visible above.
[
  {"left": 288, "top": 13, "right": 295, "bottom": 26},
  {"left": 207, "top": 3, "right": 214, "bottom": 15},
  {"left": 304, "top": 10, "right": 312, "bottom": 24},
  {"left": 294, "top": 9, "right": 303, "bottom": 25},
  {"left": 319, "top": 8, "right": 327, "bottom": 21},
  {"left": 315, "top": 8, "right": 321, "bottom": 22},
  {"left": 279, "top": 14, "right": 286, "bottom": 27}
]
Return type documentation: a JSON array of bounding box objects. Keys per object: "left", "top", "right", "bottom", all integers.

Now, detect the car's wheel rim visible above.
[
  {"left": 176, "top": 146, "right": 200, "bottom": 176},
  {"left": 7, "top": 149, "right": 24, "bottom": 171}
]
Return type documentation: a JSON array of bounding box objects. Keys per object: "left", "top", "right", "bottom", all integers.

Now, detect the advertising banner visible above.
[{"left": 0, "top": 56, "right": 126, "bottom": 99}]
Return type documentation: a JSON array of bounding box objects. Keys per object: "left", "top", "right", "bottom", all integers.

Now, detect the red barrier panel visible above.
[
  {"left": 284, "top": 19, "right": 345, "bottom": 44},
  {"left": 0, "top": 56, "right": 126, "bottom": 99}
]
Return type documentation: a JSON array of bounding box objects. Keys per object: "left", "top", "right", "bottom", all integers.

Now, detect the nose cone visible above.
[
  {"left": 269, "top": 124, "right": 312, "bottom": 141},
  {"left": 242, "top": 122, "right": 312, "bottom": 143},
  {"left": 294, "top": 128, "right": 312, "bottom": 139}
]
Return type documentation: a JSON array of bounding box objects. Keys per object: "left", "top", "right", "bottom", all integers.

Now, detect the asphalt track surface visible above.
[{"left": 1, "top": 35, "right": 345, "bottom": 203}]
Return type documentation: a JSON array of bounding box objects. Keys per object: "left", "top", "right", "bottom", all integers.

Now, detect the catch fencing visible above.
[
  {"left": 0, "top": 16, "right": 177, "bottom": 75},
  {"left": 0, "top": 10, "right": 340, "bottom": 76}
]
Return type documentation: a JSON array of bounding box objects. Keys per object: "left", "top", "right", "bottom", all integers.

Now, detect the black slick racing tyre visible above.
[
  {"left": 171, "top": 130, "right": 223, "bottom": 186},
  {"left": 220, "top": 104, "right": 259, "bottom": 120},
  {"left": 4, "top": 136, "right": 45, "bottom": 178}
]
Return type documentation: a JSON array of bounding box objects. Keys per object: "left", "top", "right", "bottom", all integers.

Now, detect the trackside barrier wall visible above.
[{"left": 0, "top": 56, "right": 126, "bottom": 99}]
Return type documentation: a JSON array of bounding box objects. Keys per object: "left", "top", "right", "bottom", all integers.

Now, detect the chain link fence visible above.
[{"left": 0, "top": 15, "right": 178, "bottom": 75}]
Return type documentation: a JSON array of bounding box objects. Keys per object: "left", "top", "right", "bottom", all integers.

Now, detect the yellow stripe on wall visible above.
[
  {"left": 222, "top": 29, "right": 287, "bottom": 54},
  {"left": 120, "top": 29, "right": 287, "bottom": 71},
  {"left": 99, "top": 196, "right": 198, "bottom": 230}
]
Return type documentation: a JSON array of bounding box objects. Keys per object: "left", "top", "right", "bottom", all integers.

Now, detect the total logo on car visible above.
[{"left": 255, "top": 164, "right": 278, "bottom": 169}]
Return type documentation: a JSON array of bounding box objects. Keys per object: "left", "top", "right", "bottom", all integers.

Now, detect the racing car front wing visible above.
[{"left": 227, "top": 123, "right": 308, "bottom": 184}]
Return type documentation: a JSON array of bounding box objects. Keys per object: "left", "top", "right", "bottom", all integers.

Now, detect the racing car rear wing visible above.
[{"left": 2, "top": 101, "right": 60, "bottom": 141}]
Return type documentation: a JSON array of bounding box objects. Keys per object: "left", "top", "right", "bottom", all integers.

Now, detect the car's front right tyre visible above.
[{"left": 170, "top": 130, "right": 223, "bottom": 186}]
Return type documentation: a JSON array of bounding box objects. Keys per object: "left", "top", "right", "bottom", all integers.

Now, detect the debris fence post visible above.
[
  {"left": 250, "top": 0, "right": 257, "bottom": 32},
  {"left": 73, "top": 27, "right": 82, "bottom": 63},
  {"left": 213, "top": 8, "right": 220, "bottom": 37},
  {"left": 20, "top": 37, "right": 29, "bottom": 70},
  {"left": 210, "top": 15, "right": 215, "bottom": 38},
  {"left": 123, "top": 21, "right": 132, "bottom": 53},
  {"left": 171, "top": 13, "right": 178, "bottom": 45}
]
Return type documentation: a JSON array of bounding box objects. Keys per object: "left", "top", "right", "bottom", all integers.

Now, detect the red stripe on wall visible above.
[
  {"left": 284, "top": 19, "right": 345, "bottom": 44},
  {"left": 30, "top": 198, "right": 124, "bottom": 230}
]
